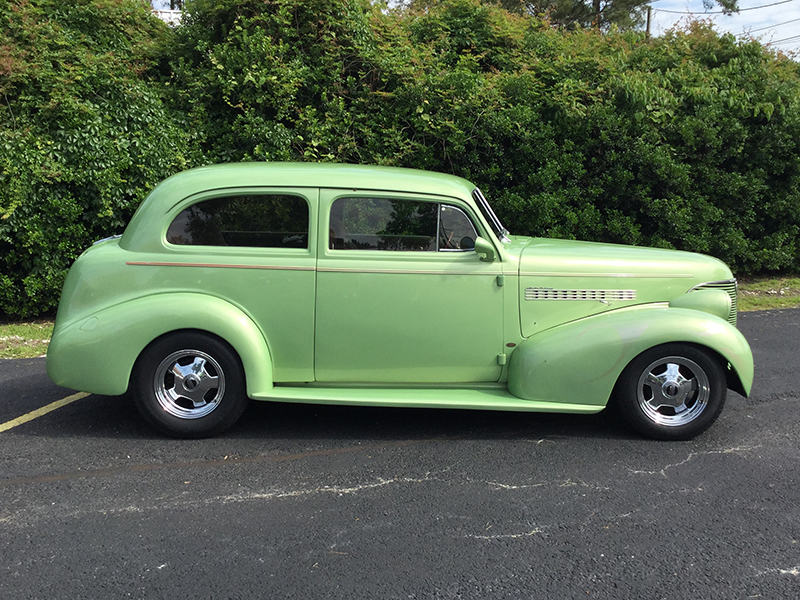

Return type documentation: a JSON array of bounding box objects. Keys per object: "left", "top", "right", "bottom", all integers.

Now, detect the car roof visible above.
[
  {"left": 121, "top": 162, "right": 478, "bottom": 251},
  {"left": 157, "top": 162, "right": 474, "bottom": 199}
]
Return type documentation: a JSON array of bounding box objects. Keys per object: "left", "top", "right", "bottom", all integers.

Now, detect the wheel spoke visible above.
[
  {"left": 170, "top": 362, "right": 189, "bottom": 383},
  {"left": 645, "top": 372, "right": 664, "bottom": 387},
  {"left": 672, "top": 400, "right": 689, "bottom": 415},
  {"left": 189, "top": 356, "right": 205, "bottom": 372},
  {"left": 643, "top": 372, "right": 664, "bottom": 405},
  {"left": 663, "top": 363, "right": 682, "bottom": 381},
  {"left": 187, "top": 373, "right": 219, "bottom": 406},
  {"left": 646, "top": 396, "right": 668, "bottom": 411}
]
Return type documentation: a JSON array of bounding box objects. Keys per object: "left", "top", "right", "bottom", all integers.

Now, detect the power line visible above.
[
  {"left": 655, "top": 0, "right": 796, "bottom": 15},
  {"left": 742, "top": 16, "right": 800, "bottom": 33},
  {"left": 765, "top": 33, "right": 800, "bottom": 44}
]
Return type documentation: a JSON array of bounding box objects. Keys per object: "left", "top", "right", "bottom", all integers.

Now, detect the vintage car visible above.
[{"left": 47, "top": 163, "right": 753, "bottom": 440}]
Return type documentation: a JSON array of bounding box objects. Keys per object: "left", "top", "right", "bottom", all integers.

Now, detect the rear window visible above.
[{"left": 167, "top": 194, "right": 309, "bottom": 249}]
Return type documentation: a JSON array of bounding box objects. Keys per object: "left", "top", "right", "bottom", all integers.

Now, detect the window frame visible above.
[
  {"left": 163, "top": 188, "right": 315, "bottom": 255},
  {"left": 326, "top": 194, "right": 482, "bottom": 254},
  {"left": 472, "top": 188, "right": 509, "bottom": 242}
]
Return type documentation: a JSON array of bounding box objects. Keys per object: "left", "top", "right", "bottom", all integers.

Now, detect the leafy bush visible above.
[
  {"left": 170, "top": 0, "right": 800, "bottom": 276},
  {"left": 0, "top": 0, "right": 191, "bottom": 317},
  {"left": 2, "top": 0, "right": 800, "bottom": 318}
]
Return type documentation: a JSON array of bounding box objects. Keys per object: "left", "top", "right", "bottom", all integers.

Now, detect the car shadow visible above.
[{"left": 21, "top": 391, "right": 635, "bottom": 442}]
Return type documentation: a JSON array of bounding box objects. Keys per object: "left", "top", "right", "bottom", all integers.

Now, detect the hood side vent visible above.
[{"left": 525, "top": 288, "right": 637, "bottom": 302}]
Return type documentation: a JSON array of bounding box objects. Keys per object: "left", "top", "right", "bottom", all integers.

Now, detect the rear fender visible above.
[
  {"left": 508, "top": 305, "right": 753, "bottom": 407},
  {"left": 46, "top": 293, "right": 273, "bottom": 397}
]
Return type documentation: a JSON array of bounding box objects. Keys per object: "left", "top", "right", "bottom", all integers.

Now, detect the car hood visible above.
[{"left": 508, "top": 236, "right": 734, "bottom": 337}]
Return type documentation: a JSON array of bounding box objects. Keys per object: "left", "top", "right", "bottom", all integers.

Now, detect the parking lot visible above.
[{"left": 1, "top": 310, "right": 799, "bottom": 599}]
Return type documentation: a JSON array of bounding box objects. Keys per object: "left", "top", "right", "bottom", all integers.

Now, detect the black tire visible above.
[
  {"left": 131, "top": 332, "right": 249, "bottom": 438},
  {"left": 613, "top": 344, "right": 726, "bottom": 441}
]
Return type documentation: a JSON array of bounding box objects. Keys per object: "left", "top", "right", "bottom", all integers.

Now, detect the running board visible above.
[{"left": 251, "top": 386, "right": 604, "bottom": 414}]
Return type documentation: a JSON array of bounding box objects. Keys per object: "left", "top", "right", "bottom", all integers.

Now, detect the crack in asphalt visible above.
[
  {"left": 217, "top": 475, "right": 438, "bottom": 503},
  {"left": 626, "top": 444, "right": 761, "bottom": 477},
  {"left": 465, "top": 528, "right": 545, "bottom": 540},
  {"left": 755, "top": 565, "right": 800, "bottom": 577},
  {"left": 0, "top": 438, "right": 428, "bottom": 489}
]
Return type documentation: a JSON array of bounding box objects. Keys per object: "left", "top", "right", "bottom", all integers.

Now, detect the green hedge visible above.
[
  {"left": 2, "top": 0, "right": 800, "bottom": 318},
  {"left": 0, "top": 0, "right": 191, "bottom": 317},
  {"left": 170, "top": 0, "right": 800, "bottom": 271}
]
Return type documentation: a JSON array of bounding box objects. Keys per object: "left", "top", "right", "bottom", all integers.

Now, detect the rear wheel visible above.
[
  {"left": 132, "top": 332, "right": 249, "bottom": 438},
  {"left": 614, "top": 344, "right": 726, "bottom": 440}
]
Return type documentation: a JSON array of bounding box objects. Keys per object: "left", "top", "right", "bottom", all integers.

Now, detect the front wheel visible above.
[
  {"left": 613, "top": 344, "right": 726, "bottom": 440},
  {"left": 132, "top": 332, "right": 249, "bottom": 438}
]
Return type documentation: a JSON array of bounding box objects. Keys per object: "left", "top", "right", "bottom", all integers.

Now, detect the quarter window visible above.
[
  {"left": 167, "top": 194, "right": 309, "bottom": 249},
  {"left": 439, "top": 205, "right": 477, "bottom": 251},
  {"left": 329, "top": 197, "right": 477, "bottom": 252}
]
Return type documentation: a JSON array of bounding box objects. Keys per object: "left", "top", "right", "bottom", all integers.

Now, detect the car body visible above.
[{"left": 47, "top": 163, "right": 753, "bottom": 439}]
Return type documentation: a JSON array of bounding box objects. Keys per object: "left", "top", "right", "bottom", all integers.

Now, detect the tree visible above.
[
  {"left": 413, "top": 0, "right": 741, "bottom": 31},
  {"left": 150, "top": 0, "right": 184, "bottom": 9},
  {"left": 524, "top": 0, "right": 739, "bottom": 30}
]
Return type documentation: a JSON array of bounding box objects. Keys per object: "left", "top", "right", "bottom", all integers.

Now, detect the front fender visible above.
[
  {"left": 47, "top": 293, "right": 274, "bottom": 397},
  {"left": 508, "top": 305, "right": 753, "bottom": 407}
]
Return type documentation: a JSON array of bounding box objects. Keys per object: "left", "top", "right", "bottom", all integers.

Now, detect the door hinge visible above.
[
  {"left": 496, "top": 275, "right": 505, "bottom": 287},
  {"left": 497, "top": 353, "right": 507, "bottom": 365}
]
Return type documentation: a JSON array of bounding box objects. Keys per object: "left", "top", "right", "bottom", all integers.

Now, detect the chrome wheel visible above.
[
  {"left": 153, "top": 349, "right": 226, "bottom": 420},
  {"left": 133, "top": 332, "right": 249, "bottom": 438},
  {"left": 614, "top": 344, "right": 726, "bottom": 440},
  {"left": 636, "top": 356, "right": 709, "bottom": 427}
]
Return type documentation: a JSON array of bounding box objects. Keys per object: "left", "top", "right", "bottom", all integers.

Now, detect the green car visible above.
[{"left": 47, "top": 163, "right": 753, "bottom": 440}]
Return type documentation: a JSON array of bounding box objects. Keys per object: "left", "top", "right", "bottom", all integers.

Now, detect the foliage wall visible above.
[
  {"left": 2, "top": 0, "right": 800, "bottom": 317},
  {"left": 0, "top": 0, "right": 191, "bottom": 317}
]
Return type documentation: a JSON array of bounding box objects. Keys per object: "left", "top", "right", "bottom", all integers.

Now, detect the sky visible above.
[
  {"left": 150, "top": 0, "right": 800, "bottom": 55},
  {"left": 650, "top": 0, "right": 800, "bottom": 54}
]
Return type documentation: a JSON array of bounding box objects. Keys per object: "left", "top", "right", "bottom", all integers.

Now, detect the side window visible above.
[
  {"left": 439, "top": 205, "right": 477, "bottom": 251},
  {"left": 167, "top": 194, "right": 309, "bottom": 249},
  {"left": 329, "top": 198, "right": 479, "bottom": 252},
  {"left": 330, "top": 197, "right": 438, "bottom": 251}
]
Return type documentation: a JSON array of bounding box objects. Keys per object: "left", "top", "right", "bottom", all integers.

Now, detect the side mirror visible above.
[{"left": 474, "top": 236, "right": 496, "bottom": 262}]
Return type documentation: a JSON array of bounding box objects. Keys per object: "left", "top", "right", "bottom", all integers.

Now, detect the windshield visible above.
[{"left": 472, "top": 188, "right": 509, "bottom": 241}]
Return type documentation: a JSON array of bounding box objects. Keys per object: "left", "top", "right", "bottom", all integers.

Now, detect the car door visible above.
[
  {"left": 314, "top": 189, "right": 505, "bottom": 383},
  {"left": 161, "top": 187, "right": 318, "bottom": 382}
]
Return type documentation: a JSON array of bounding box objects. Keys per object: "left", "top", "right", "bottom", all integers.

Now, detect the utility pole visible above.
[{"left": 646, "top": 6, "right": 652, "bottom": 39}]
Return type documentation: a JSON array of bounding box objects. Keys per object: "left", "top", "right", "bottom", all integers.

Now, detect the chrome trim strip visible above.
[
  {"left": 126, "top": 261, "right": 315, "bottom": 271},
  {"left": 472, "top": 188, "right": 509, "bottom": 242},
  {"left": 317, "top": 267, "right": 496, "bottom": 276},
  {"left": 93, "top": 234, "right": 122, "bottom": 245},
  {"left": 126, "top": 262, "right": 496, "bottom": 276},
  {"left": 525, "top": 288, "right": 637, "bottom": 301},
  {"left": 688, "top": 278, "right": 737, "bottom": 292},
  {"left": 520, "top": 272, "right": 694, "bottom": 278}
]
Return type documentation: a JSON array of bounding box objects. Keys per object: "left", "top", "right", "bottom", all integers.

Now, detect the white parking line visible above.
[{"left": 0, "top": 392, "right": 90, "bottom": 432}]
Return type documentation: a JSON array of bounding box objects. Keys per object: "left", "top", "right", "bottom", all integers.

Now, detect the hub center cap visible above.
[
  {"left": 184, "top": 375, "right": 200, "bottom": 390},
  {"left": 662, "top": 382, "right": 680, "bottom": 398}
]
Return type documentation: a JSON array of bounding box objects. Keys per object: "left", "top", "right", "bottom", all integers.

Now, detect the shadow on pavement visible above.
[{"left": 16, "top": 389, "right": 635, "bottom": 442}]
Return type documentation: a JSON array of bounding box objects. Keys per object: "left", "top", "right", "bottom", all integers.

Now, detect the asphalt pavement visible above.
[{"left": 1, "top": 310, "right": 799, "bottom": 599}]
